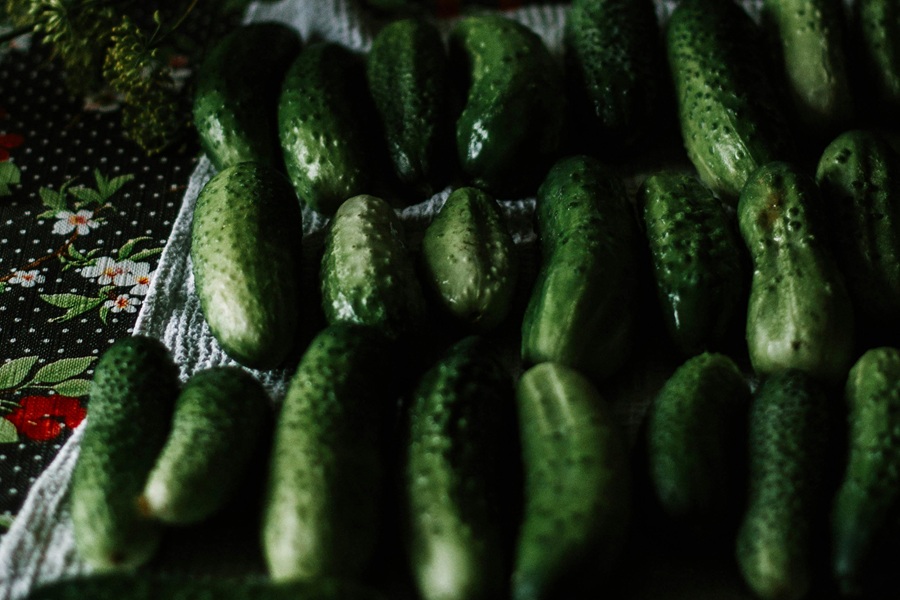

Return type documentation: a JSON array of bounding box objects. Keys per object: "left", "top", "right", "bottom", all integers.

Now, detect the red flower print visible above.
[
  {"left": 4, "top": 395, "right": 87, "bottom": 441},
  {"left": 0, "top": 132, "right": 23, "bottom": 162}
]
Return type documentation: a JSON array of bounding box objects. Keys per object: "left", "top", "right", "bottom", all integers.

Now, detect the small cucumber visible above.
[
  {"left": 367, "top": 18, "right": 452, "bottom": 198},
  {"left": 831, "top": 347, "right": 900, "bottom": 596},
  {"left": 638, "top": 171, "right": 747, "bottom": 356},
  {"left": 321, "top": 194, "right": 426, "bottom": 339},
  {"left": 735, "top": 370, "right": 831, "bottom": 600},
  {"left": 646, "top": 352, "right": 750, "bottom": 521},
  {"left": 666, "top": 0, "right": 794, "bottom": 199},
  {"left": 140, "top": 366, "right": 270, "bottom": 525},
  {"left": 450, "top": 15, "right": 565, "bottom": 198},
  {"left": 738, "top": 161, "right": 854, "bottom": 382},
  {"left": 521, "top": 155, "right": 640, "bottom": 382},
  {"left": 192, "top": 23, "right": 301, "bottom": 171},
  {"left": 512, "top": 362, "right": 630, "bottom": 600},
  {"left": 420, "top": 187, "right": 518, "bottom": 331},
  {"left": 404, "top": 336, "right": 516, "bottom": 600},
  {"left": 191, "top": 162, "right": 303, "bottom": 369},
  {"left": 70, "top": 336, "right": 179, "bottom": 571},
  {"left": 855, "top": 0, "right": 900, "bottom": 118},
  {"left": 263, "top": 323, "right": 392, "bottom": 582}
]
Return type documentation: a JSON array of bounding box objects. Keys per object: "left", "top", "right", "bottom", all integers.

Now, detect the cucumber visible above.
[
  {"left": 191, "top": 162, "right": 303, "bottom": 369},
  {"left": 563, "top": 0, "right": 665, "bottom": 152},
  {"left": 738, "top": 161, "right": 854, "bottom": 382},
  {"left": 70, "top": 336, "right": 179, "bottom": 571},
  {"left": 192, "top": 22, "right": 301, "bottom": 172},
  {"left": 140, "top": 366, "right": 270, "bottom": 525},
  {"left": 521, "top": 155, "right": 639, "bottom": 382},
  {"left": 735, "top": 370, "right": 831, "bottom": 600},
  {"left": 404, "top": 336, "right": 516, "bottom": 600},
  {"left": 646, "top": 352, "right": 750, "bottom": 521},
  {"left": 449, "top": 15, "right": 565, "bottom": 198},
  {"left": 278, "top": 42, "right": 374, "bottom": 215},
  {"left": 638, "top": 171, "right": 747, "bottom": 356},
  {"left": 263, "top": 323, "right": 392, "bottom": 582},
  {"left": 666, "top": 0, "right": 794, "bottom": 199},
  {"left": 815, "top": 129, "right": 900, "bottom": 332},
  {"left": 831, "top": 347, "right": 900, "bottom": 596},
  {"left": 367, "top": 18, "right": 451, "bottom": 198},
  {"left": 420, "top": 187, "right": 518, "bottom": 331},
  {"left": 855, "top": 0, "right": 900, "bottom": 119},
  {"left": 321, "top": 194, "right": 426, "bottom": 339},
  {"left": 512, "top": 362, "right": 630, "bottom": 600}
]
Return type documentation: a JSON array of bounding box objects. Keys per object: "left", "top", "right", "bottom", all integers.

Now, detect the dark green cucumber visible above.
[
  {"left": 192, "top": 23, "right": 301, "bottom": 171},
  {"left": 405, "top": 336, "right": 516, "bottom": 600},
  {"left": 70, "top": 336, "right": 179, "bottom": 571},
  {"left": 278, "top": 42, "right": 374, "bottom": 215},
  {"left": 666, "top": 0, "right": 794, "bottom": 199},
  {"left": 366, "top": 18, "right": 451, "bottom": 198},
  {"left": 815, "top": 129, "right": 900, "bottom": 331},
  {"left": 735, "top": 370, "right": 831, "bottom": 600},
  {"left": 563, "top": 0, "right": 665, "bottom": 151},
  {"left": 831, "top": 347, "right": 900, "bottom": 596},
  {"left": 761, "top": 0, "right": 853, "bottom": 134},
  {"left": 263, "top": 323, "right": 392, "bottom": 582},
  {"left": 513, "top": 362, "right": 630, "bottom": 600},
  {"left": 638, "top": 171, "right": 747, "bottom": 356},
  {"left": 421, "top": 187, "right": 518, "bottom": 331},
  {"left": 140, "top": 366, "right": 269, "bottom": 525},
  {"left": 856, "top": 0, "right": 900, "bottom": 117},
  {"left": 191, "top": 162, "right": 303, "bottom": 369},
  {"left": 738, "top": 161, "right": 854, "bottom": 382},
  {"left": 521, "top": 155, "right": 640, "bottom": 382},
  {"left": 646, "top": 352, "right": 750, "bottom": 520},
  {"left": 320, "top": 194, "right": 426, "bottom": 339},
  {"left": 450, "top": 15, "right": 565, "bottom": 197}
]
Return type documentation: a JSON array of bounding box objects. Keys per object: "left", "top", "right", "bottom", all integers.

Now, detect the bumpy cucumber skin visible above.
[
  {"left": 666, "top": 0, "right": 794, "bottom": 199},
  {"left": 563, "top": 0, "right": 664, "bottom": 151},
  {"left": 141, "top": 366, "right": 269, "bottom": 525},
  {"left": 762, "top": 0, "right": 853, "bottom": 134},
  {"left": 513, "top": 362, "right": 630, "bottom": 600},
  {"left": 321, "top": 194, "right": 426, "bottom": 339},
  {"left": 278, "top": 43, "right": 373, "bottom": 215},
  {"left": 71, "top": 336, "right": 179, "bottom": 571},
  {"left": 638, "top": 171, "right": 747, "bottom": 356},
  {"left": 421, "top": 187, "right": 518, "bottom": 331},
  {"left": 263, "top": 324, "right": 391, "bottom": 582},
  {"left": 738, "top": 161, "right": 854, "bottom": 382},
  {"left": 646, "top": 352, "right": 750, "bottom": 520},
  {"left": 521, "top": 155, "right": 639, "bottom": 382},
  {"left": 856, "top": 0, "right": 900, "bottom": 116},
  {"left": 367, "top": 18, "right": 451, "bottom": 198},
  {"left": 192, "top": 23, "right": 301, "bottom": 172},
  {"left": 405, "top": 336, "right": 516, "bottom": 600},
  {"left": 831, "top": 347, "right": 900, "bottom": 596},
  {"left": 815, "top": 130, "right": 900, "bottom": 329},
  {"left": 191, "top": 162, "right": 303, "bottom": 369},
  {"left": 736, "top": 370, "right": 830, "bottom": 600},
  {"left": 450, "top": 15, "right": 565, "bottom": 198}
]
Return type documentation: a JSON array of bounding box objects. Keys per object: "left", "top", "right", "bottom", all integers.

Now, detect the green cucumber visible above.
[
  {"left": 420, "top": 187, "right": 518, "bottom": 331},
  {"left": 521, "top": 155, "right": 639, "bottom": 382},
  {"left": 192, "top": 23, "right": 301, "bottom": 171},
  {"left": 450, "top": 15, "right": 565, "bottom": 197},
  {"left": 263, "top": 323, "right": 392, "bottom": 582},
  {"left": 404, "top": 336, "right": 516, "bottom": 600},
  {"left": 70, "top": 336, "right": 179, "bottom": 571},
  {"left": 855, "top": 0, "right": 900, "bottom": 118},
  {"left": 738, "top": 161, "right": 854, "bottom": 382},
  {"left": 320, "top": 194, "right": 426, "bottom": 339},
  {"left": 735, "top": 370, "right": 831, "bottom": 600},
  {"left": 140, "top": 366, "right": 270, "bottom": 525},
  {"left": 191, "top": 162, "right": 303, "bottom": 369},
  {"left": 638, "top": 171, "right": 747, "bottom": 356},
  {"left": 666, "top": 0, "right": 794, "bottom": 199},
  {"left": 512, "top": 362, "right": 630, "bottom": 600}
]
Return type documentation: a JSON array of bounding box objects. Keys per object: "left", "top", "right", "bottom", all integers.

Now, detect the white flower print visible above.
[
  {"left": 8, "top": 269, "right": 45, "bottom": 287},
  {"left": 128, "top": 266, "right": 153, "bottom": 296},
  {"left": 104, "top": 294, "right": 141, "bottom": 313},
  {"left": 80, "top": 257, "right": 138, "bottom": 286},
  {"left": 53, "top": 210, "right": 99, "bottom": 236}
]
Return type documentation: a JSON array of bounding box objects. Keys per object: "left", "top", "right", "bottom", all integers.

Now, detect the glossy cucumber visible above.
[{"left": 856, "top": 0, "right": 900, "bottom": 117}]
